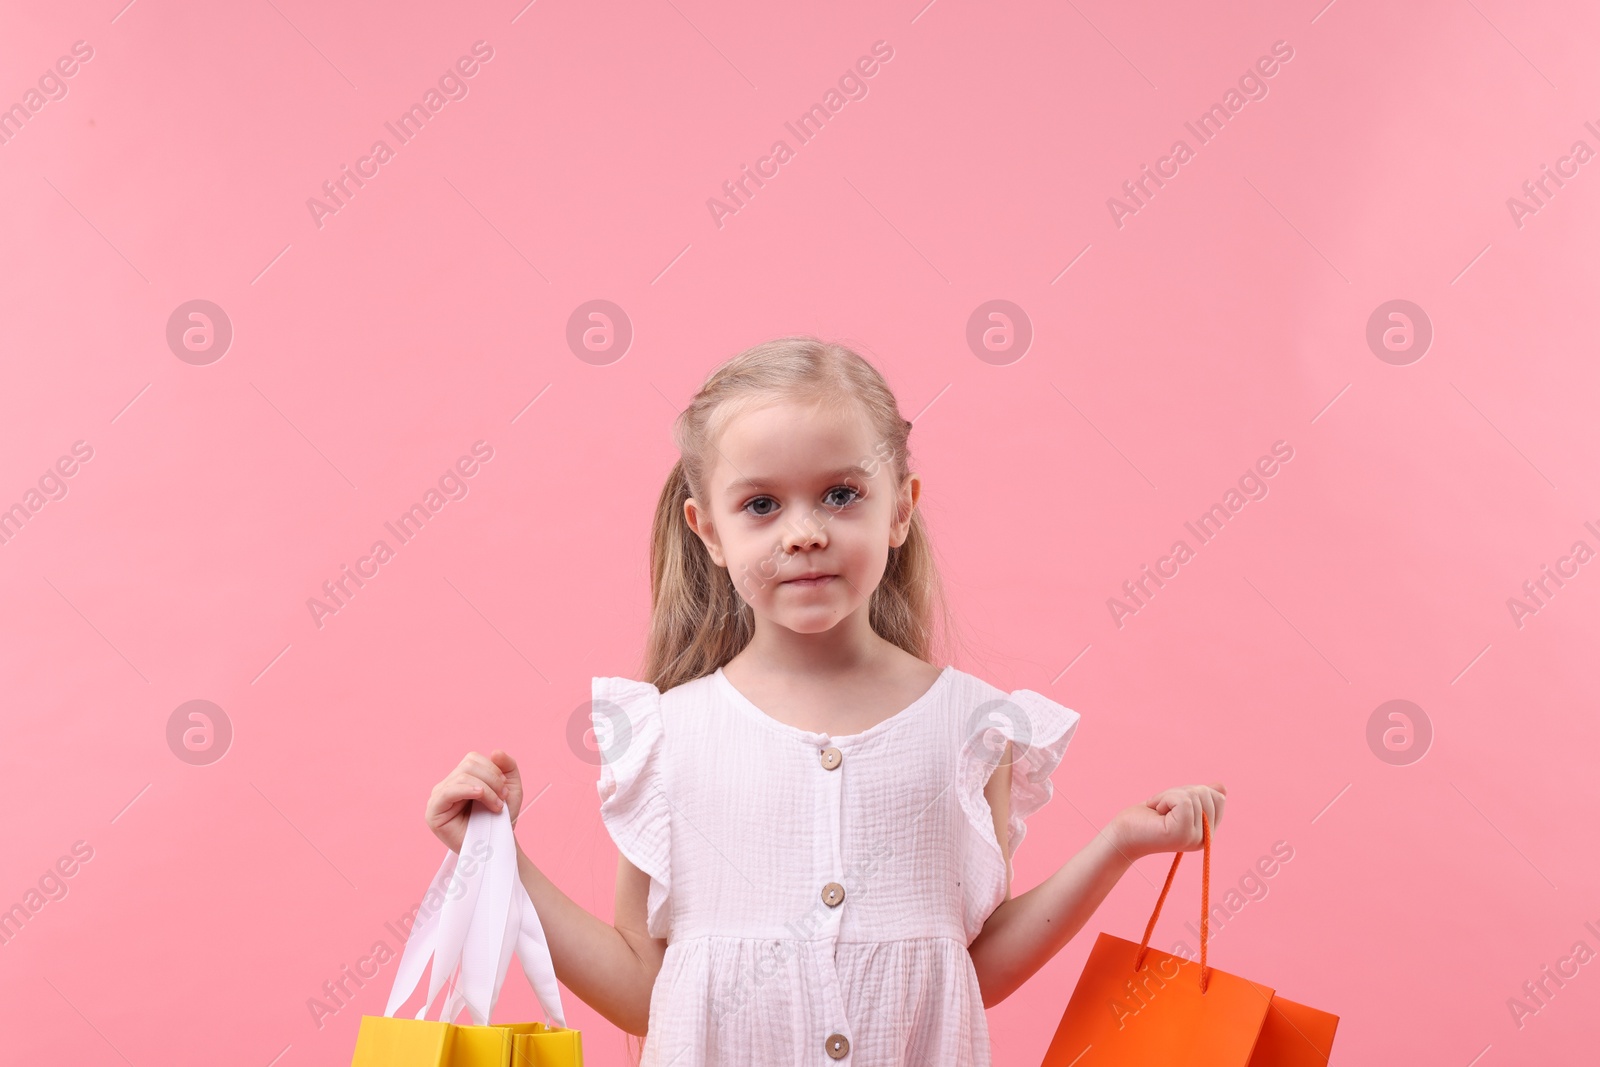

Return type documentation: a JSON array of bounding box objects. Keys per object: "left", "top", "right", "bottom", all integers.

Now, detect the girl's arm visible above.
[
  {"left": 966, "top": 760, "right": 1224, "bottom": 1008},
  {"left": 966, "top": 819, "right": 1135, "bottom": 1007},
  {"left": 514, "top": 843, "right": 667, "bottom": 1036}
]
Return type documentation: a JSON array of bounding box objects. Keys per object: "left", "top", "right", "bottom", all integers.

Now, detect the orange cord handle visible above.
[{"left": 1131, "top": 809, "right": 1212, "bottom": 993}]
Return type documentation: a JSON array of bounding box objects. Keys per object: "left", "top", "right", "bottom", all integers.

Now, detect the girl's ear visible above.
[
  {"left": 889, "top": 473, "right": 921, "bottom": 547},
  {"left": 684, "top": 496, "right": 726, "bottom": 568}
]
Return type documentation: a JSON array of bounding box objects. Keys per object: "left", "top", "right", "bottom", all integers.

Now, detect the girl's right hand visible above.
[{"left": 425, "top": 749, "right": 523, "bottom": 853}]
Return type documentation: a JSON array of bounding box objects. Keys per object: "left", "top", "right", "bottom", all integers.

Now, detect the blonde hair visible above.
[{"left": 639, "top": 336, "right": 960, "bottom": 691}]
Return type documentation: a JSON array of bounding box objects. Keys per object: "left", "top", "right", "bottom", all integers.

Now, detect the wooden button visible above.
[
  {"left": 821, "top": 881, "right": 845, "bottom": 907},
  {"left": 820, "top": 746, "right": 842, "bottom": 770},
  {"left": 825, "top": 1033, "right": 850, "bottom": 1059}
]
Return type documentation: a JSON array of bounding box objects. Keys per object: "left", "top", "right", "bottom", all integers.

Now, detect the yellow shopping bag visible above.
[
  {"left": 351, "top": 1018, "right": 583, "bottom": 1066},
  {"left": 350, "top": 801, "right": 583, "bottom": 1066}
]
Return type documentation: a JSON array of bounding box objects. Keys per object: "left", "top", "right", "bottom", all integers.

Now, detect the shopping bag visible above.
[
  {"left": 349, "top": 798, "right": 584, "bottom": 1066},
  {"left": 1040, "top": 813, "right": 1338, "bottom": 1066}
]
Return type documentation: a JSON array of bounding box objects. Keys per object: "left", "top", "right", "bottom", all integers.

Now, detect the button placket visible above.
[
  {"left": 810, "top": 939, "right": 854, "bottom": 1063},
  {"left": 820, "top": 735, "right": 847, "bottom": 936},
  {"left": 814, "top": 734, "right": 853, "bottom": 1057}
]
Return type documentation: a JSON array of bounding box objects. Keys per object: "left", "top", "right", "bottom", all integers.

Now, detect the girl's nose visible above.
[{"left": 781, "top": 514, "right": 829, "bottom": 554}]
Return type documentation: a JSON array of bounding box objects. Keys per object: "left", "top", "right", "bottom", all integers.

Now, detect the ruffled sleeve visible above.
[
  {"left": 956, "top": 688, "right": 1080, "bottom": 934},
  {"left": 591, "top": 676, "right": 672, "bottom": 939}
]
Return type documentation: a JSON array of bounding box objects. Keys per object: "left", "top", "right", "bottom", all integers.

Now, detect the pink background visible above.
[{"left": 2, "top": 0, "right": 1597, "bottom": 1063}]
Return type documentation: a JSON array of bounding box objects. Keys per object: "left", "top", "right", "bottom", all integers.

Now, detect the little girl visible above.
[{"left": 425, "top": 337, "right": 1226, "bottom": 1066}]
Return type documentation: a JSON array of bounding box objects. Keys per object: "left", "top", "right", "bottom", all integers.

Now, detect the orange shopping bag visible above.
[
  {"left": 1040, "top": 813, "right": 1338, "bottom": 1066},
  {"left": 349, "top": 800, "right": 583, "bottom": 1066}
]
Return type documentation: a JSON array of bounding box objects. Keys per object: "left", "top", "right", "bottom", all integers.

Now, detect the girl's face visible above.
[{"left": 684, "top": 397, "right": 919, "bottom": 636}]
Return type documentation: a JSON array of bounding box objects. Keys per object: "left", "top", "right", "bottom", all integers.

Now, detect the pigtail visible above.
[{"left": 642, "top": 458, "right": 754, "bottom": 691}]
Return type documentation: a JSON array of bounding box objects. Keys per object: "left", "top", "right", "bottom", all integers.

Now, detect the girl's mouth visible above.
[{"left": 783, "top": 575, "right": 835, "bottom": 586}]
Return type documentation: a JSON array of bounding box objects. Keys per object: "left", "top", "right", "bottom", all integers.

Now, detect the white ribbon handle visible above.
[{"left": 384, "top": 801, "right": 567, "bottom": 1028}]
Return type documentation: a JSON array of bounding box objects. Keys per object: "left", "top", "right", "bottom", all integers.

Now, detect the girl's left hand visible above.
[{"left": 1109, "top": 782, "right": 1227, "bottom": 860}]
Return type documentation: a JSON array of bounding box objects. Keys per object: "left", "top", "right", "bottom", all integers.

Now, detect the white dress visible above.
[{"left": 588, "top": 664, "right": 1080, "bottom": 1066}]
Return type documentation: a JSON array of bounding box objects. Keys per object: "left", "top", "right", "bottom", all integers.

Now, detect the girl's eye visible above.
[
  {"left": 823, "top": 485, "right": 862, "bottom": 510},
  {"left": 741, "top": 486, "right": 862, "bottom": 517}
]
